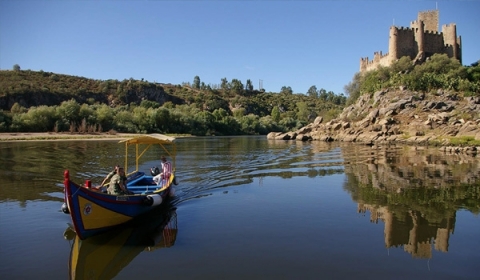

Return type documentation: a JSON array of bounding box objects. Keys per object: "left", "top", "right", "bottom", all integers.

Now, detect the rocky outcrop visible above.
[
  {"left": 268, "top": 88, "right": 480, "bottom": 151},
  {"left": 123, "top": 86, "right": 184, "bottom": 107}
]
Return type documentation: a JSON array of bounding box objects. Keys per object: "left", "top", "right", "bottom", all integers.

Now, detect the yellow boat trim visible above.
[{"left": 79, "top": 196, "right": 133, "bottom": 230}]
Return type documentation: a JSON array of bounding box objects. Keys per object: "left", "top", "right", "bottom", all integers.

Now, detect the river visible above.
[{"left": 0, "top": 136, "right": 479, "bottom": 279}]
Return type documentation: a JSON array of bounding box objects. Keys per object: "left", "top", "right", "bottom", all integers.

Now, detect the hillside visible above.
[
  {"left": 269, "top": 87, "right": 480, "bottom": 151},
  {"left": 0, "top": 70, "right": 184, "bottom": 110},
  {"left": 0, "top": 70, "right": 345, "bottom": 135},
  {"left": 269, "top": 55, "right": 480, "bottom": 150}
]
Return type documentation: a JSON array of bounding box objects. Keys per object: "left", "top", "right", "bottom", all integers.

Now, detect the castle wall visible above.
[
  {"left": 394, "top": 27, "right": 416, "bottom": 59},
  {"left": 360, "top": 51, "right": 393, "bottom": 72},
  {"left": 423, "top": 31, "right": 445, "bottom": 56}
]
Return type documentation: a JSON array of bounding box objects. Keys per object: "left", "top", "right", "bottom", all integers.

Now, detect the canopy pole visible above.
[
  {"left": 136, "top": 144, "right": 139, "bottom": 172},
  {"left": 124, "top": 142, "right": 128, "bottom": 174}
]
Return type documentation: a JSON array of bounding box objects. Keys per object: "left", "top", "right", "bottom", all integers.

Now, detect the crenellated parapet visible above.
[
  {"left": 360, "top": 51, "right": 392, "bottom": 72},
  {"left": 360, "top": 9, "right": 462, "bottom": 72}
]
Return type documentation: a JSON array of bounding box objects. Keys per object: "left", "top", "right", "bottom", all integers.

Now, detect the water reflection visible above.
[
  {"left": 0, "top": 140, "right": 126, "bottom": 204},
  {"left": 174, "top": 138, "right": 345, "bottom": 203},
  {"left": 341, "top": 144, "right": 479, "bottom": 259},
  {"left": 1, "top": 138, "right": 479, "bottom": 266},
  {"left": 358, "top": 204, "right": 455, "bottom": 258},
  {"left": 64, "top": 203, "right": 177, "bottom": 279}
]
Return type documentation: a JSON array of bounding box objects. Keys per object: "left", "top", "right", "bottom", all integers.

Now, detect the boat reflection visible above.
[{"left": 64, "top": 204, "right": 177, "bottom": 279}]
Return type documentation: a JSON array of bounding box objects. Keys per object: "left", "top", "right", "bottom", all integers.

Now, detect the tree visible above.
[
  {"left": 231, "top": 79, "right": 244, "bottom": 95},
  {"left": 95, "top": 104, "right": 114, "bottom": 131},
  {"left": 307, "top": 85, "right": 318, "bottom": 98},
  {"left": 245, "top": 79, "right": 254, "bottom": 92},
  {"left": 280, "top": 86, "right": 293, "bottom": 95},
  {"left": 271, "top": 106, "right": 280, "bottom": 123},
  {"left": 344, "top": 72, "right": 362, "bottom": 105},
  {"left": 57, "top": 99, "right": 81, "bottom": 125},
  {"left": 10, "top": 102, "right": 27, "bottom": 114},
  {"left": 193, "top": 76, "right": 201, "bottom": 89},
  {"left": 296, "top": 102, "right": 309, "bottom": 121},
  {"left": 221, "top": 78, "right": 229, "bottom": 91},
  {"left": 13, "top": 64, "right": 20, "bottom": 71},
  {"left": 318, "top": 88, "right": 328, "bottom": 100}
]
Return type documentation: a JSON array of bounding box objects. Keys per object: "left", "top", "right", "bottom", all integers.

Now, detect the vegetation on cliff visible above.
[
  {"left": 0, "top": 70, "right": 346, "bottom": 135},
  {"left": 345, "top": 54, "right": 480, "bottom": 105}
]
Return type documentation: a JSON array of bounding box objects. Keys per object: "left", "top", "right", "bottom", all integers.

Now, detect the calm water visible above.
[{"left": 0, "top": 136, "right": 479, "bottom": 279}]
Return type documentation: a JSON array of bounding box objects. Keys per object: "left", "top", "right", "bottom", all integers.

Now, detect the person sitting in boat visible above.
[
  {"left": 153, "top": 156, "right": 172, "bottom": 186},
  {"left": 94, "top": 165, "right": 119, "bottom": 191},
  {"left": 107, "top": 167, "right": 129, "bottom": 195}
]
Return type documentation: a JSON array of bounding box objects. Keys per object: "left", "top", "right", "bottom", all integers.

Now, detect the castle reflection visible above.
[
  {"left": 358, "top": 204, "right": 455, "bottom": 258},
  {"left": 340, "top": 144, "right": 479, "bottom": 259}
]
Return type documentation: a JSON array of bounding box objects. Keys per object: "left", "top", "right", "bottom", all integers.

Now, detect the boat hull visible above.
[{"left": 64, "top": 170, "right": 172, "bottom": 240}]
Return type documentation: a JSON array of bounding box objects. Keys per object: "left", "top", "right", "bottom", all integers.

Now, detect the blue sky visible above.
[{"left": 1, "top": 1, "right": 479, "bottom": 95}]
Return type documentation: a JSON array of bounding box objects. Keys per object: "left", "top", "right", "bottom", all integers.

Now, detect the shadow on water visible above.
[{"left": 64, "top": 202, "right": 178, "bottom": 280}]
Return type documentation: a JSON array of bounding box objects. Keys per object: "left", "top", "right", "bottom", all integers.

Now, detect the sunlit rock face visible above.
[{"left": 277, "top": 89, "right": 480, "bottom": 152}]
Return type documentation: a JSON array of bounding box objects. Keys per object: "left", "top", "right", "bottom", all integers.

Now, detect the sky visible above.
[{"left": 1, "top": 1, "right": 479, "bottom": 95}]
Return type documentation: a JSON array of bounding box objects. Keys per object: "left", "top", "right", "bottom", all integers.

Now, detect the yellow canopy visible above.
[
  {"left": 118, "top": 134, "right": 177, "bottom": 174},
  {"left": 119, "top": 134, "right": 176, "bottom": 145}
]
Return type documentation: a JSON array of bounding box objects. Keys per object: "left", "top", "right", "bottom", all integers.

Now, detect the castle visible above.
[{"left": 360, "top": 10, "right": 462, "bottom": 72}]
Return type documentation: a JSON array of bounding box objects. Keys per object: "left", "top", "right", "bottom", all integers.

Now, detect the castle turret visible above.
[
  {"left": 418, "top": 10, "right": 439, "bottom": 32},
  {"left": 411, "top": 20, "right": 425, "bottom": 54},
  {"left": 442, "top": 23, "right": 461, "bottom": 63},
  {"left": 388, "top": 26, "right": 398, "bottom": 60}
]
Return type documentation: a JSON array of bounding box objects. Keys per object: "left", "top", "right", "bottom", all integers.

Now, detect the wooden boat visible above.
[
  {"left": 64, "top": 203, "right": 178, "bottom": 279},
  {"left": 62, "top": 134, "right": 178, "bottom": 240}
]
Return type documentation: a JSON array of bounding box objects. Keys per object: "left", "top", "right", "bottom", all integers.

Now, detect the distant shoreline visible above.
[{"left": 0, "top": 132, "right": 138, "bottom": 142}]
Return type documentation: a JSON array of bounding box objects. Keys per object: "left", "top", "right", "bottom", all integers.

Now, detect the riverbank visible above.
[{"left": 0, "top": 132, "right": 138, "bottom": 142}]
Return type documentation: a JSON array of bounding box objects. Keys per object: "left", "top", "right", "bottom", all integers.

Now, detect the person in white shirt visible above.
[{"left": 153, "top": 156, "right": 172, "bottom": 186}]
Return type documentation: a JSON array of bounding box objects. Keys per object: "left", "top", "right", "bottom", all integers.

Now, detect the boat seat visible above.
[{"left": 126, "top": 172, "right": 145, "bottom": 184}]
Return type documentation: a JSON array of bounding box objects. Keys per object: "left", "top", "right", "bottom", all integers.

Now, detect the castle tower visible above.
[
  {"left": 442, "top": 23, "right": 462, "bottom": 63},
  {"left": 388, "top": 27, "right": 398, "bottom": 60},
  {"left": 417, "top": 10, "right": 439, "bottom": 32},
  {"left": 410, "top": 20, "right": 425, "bottom": 54}
]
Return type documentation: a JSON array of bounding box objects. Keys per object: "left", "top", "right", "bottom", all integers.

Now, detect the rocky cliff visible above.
[{"left": 268, "top": 88, "right": 480, "bottom": 152}]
